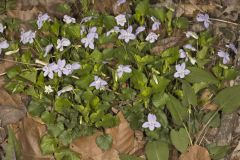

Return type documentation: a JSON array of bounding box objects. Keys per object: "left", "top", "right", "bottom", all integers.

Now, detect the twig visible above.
[
  {"left": 209, "top": 18, "right": 240, "bottom": 26},
  {"left": 0, "top": 58, "right": 41, "bottom": 67}
]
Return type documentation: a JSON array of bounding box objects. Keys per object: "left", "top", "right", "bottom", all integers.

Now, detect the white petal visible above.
[
  {"left": 149, "top": 125, "right": 155, "bottom": 131},
  {"left": 148, "top": 114, "right": 156, "bottom": 122},
  {"left": 154, "top": 122, "right": 161, "bottom": 128},
  {"left": 142, "top": 122, "right": 150, "bottom": 128}
]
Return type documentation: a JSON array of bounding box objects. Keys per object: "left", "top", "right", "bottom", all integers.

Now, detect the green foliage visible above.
[
  {"left": 96, "top": 134, "right": 113, "bottom": 151},
  {"left": 207, "top": 144, "right": 230, "bottom": 160},
  {"left": 145, "top": 141, "right": 169, "bottom": 160},
  {"left": 120, "top": 154, "right": 144, "bottom": 160},
  {"left": 170, "top": 128, "right": 190, "bottom": 153},
  {"left": 5, "top": 127, "right": 21, "bottom": 160},
  {"left": 214, "top": 85, "right": 240, "bottom": 113},
  {"left": 40, "top": 135, "right": 58, "bottom": 155}
]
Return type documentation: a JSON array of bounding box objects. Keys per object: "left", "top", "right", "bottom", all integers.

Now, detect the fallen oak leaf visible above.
[
  {"left": 11, "top": 116, "right": 53, "bottom": 160},
  {"left": 105, "top": 111, "right": 135, "bottom": 154},
  {"left": 179, "top": 145, "right": 211, "bottom": 160}
]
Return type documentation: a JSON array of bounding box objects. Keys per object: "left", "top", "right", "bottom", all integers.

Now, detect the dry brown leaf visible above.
[
  {"left": 179, "top": 145, "right": 211, "bottom": 160},
  {"left": 202, "top": 103, "right": 219, "bottom": 111},
  {"left": 12, "top": 116, "right": 53, "bottom": 160},
  {"left": 7, "top": 7, "right": 39, "bottom": 22},
  {"left": 151, "top": 36, "right": 186, "bottom": 54},
  {"left": 105, "top": 112, "right": 135, "bottom": 154},
  {"left": 70, "top": 132, "right": 120, "bottom": 160},
  {"left": 231, "top": 141, "right": 240, "bottom": 160},
  {"left": 175, "top": 4, "right": 217, "bottom": 17}
]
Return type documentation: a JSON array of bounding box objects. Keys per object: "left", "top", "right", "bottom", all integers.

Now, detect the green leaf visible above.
[
  {"left": 197, "top": 46, "right": 209, "bottom": 60},
  {"left": 20, "top": 69, "right": 37, "bottom": 83},
  {"left": 54, "top": 97, "right": 72, "bottom": 114},
  {"left": 102, "top": 15, "right": 117, "bottom": 29},
  {"left": 75, "top": 75, "right": 94, "bottom": 89},
  {"left": 55, "top": 148, "right": 80, "bottom": 160},
  {"left": 48, "top": 123, "right": 64, "bottom": 138},
  {"left": 55, "top": 3, "right": 71, "bottom": 14},
  {"left": 161, "top": 47, "right": 179, "bottom": 64},
  {"left": 28, "top": 100, "right": 45, "bottom": 117},
  {"left": 152, "top": 93, "right": 169, "bottom": 109},
  {"left": 62, "top": 24, "right": 81, "bottom": 39},
  {"left": 213, "top": 85, "right": 240, "bottom": 113},
  {"left": 182, "top": 81, "right": 197, "bottom": 107},
  {"left": 202, "top": 112, "right": 220, "bottom": 128},
  {"left": 21, "top": 51, "right": 31, "bottom": 63},
  {"left": 174, "top": 17, "right": 189, "bottom": 29},
  {"left": 96, "top": 134, "right": 113, "bottom": 151},
  {"left": 150, "top": 76, "right": 170, "bottom": 94},
  {"left": 120, "top": 154, "right": 144, "bottom": 160},
  {"left": 145, "top": 141, "right": 169, "bottom": 160},
  {"left": 59, "top": 130, "right": 73, "bottom": 146},
  {"left": 7, "top": 66, "right": 21, "bottom": 79},
  {"left": 149, "top": 7, "right": 166, "bottom": 22},
  {"left": 41, "top": 111, "right": 56, "bottom": 124},
  {"left": 40, "top": 135, "right": 58, "bottom": 155},
  {"left": 96, "top": 114, "right": 119, "bottom": 128},
  {"left": 166, "top": 95, "right": 188, "bottom": 125},
  {"left": 130, "top": 70, "right": 148, "bottom": 90},
  {"left": 134, "top": 0, "right": 149, "bottom": 24},
  {"left": 207, "top": 144, "right": 230, "bottom": 160},
  {"left": 170, "top": 128, "right": 190, "bottom": 153},
  {"left": 185, "top": 67, "right": 218, "bottom": 84}
]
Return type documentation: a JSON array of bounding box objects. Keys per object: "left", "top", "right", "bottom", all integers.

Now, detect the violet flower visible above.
[
  {"left": 196, "top": 13, "right": 211, "bottom": 29},
  {"left": 55, "top": 59, "right": 66, "bottom": 77},
  {"left": 226, "top": 43, "right": 237, "bottom": 54},
  {"left": 63, "top": 15, "right": 76, "bottom": 24},
  {"left": 42, "top": 63, "right": 58, "bottom": 79},
  {"left": 117, "top": 65, "right": 132, "bottom": 78},
  {"left": 135, "top": 26, "right": 145, "bottom": 35},
  {"left": 81, "top": 16, "right": 93, "bottom": 23},
  {"left": 56, "top": 38, "right": 71, "bottom": 51},
  {"left": 217, "top": 50, "right": 230, "bottom": 64},
  {"left": 89, "top": 76, "right": 108, "bottom": 90},
  {"left": 185, "top": 31, "right": 198, "bottom": 39},
  {"left": 118, "top": 26, "right": 136, "bottom": 43},
  {"left": 183, "top": 44, "right": 196, "bottom": 51},
  {"left": 115, "top": 14, "right": 127, "bottom": 26},
  {"left": 106, "top": 26, "right": 120, "bottom": 36},
  {"left": 37, "top": 13, "right": 50, "bottom": 29},
  {"left": 20, "top": 30, "right": 36, "bottom": 44},
  {"left": 0, "top": 40, "right": 9, "bottom": 54},
  {"left": 146, "top": 32, "right": 159, "bottom": 43},
  {"left": 81, "top": 33, "right": 95, "bottom": 49},
  {"left": 44, "top": 85, "right": 53, "bottom": 94},
  {"left": 57, "top": 85, "right": 74, "bottom": 96},
  {"left": 0, "top": 23, "right": 6, "bottom": 33},
  {"left": 63, "top": 63, "right": 81, "bottom": 75},
  {"left": 44, "top": 44, "right": 53, "bottom": 57},
  {"left": 174, "top": 63, "right": 190, "bottom": 78},
  {"left": 117, "top": 0, "right": 126, "bottom": 6},
  {"left": 142, "top": 113, "right": 161, "bottom": 131}
]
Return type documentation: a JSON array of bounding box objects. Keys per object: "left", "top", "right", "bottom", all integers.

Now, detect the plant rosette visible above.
[{"left": 2, "top": 0, "right": 240, "bottom": 159}]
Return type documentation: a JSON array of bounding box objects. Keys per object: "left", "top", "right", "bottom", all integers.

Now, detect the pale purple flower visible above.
[
  {"left": 88, "top": 27, "right": 98, "bottom": 39},
  {"left": 62, "top": 63, "right": 81, "bottom": 75},
  {"left": 106, "top": 26, "right": 120, "bottom": 36},
  {"left": 20, "top": 30, "right": 36, "bottom": 44},
  {"left": 145, "top": 32, "right": 159, "bottom": 43},
  {"left": 135, "top": 26, "right": 145, "bottom": 35},
  {"left": 196, "top": 13, "right": 211, "bottom": 28},
  {"left": 63, "top": 15, "right": 76, "bottom": 24},
  {"left": 81, "top": 16, "right": 93, "bottom": 23},
  {"left": 118, "top": 26, "right": 136, "bottom": 43},
  {"left": 37, "top": 13, "right": 50, "bottom": 29},
  {"left": 44, "top": 44, "right": 53, "bottom": 57},
  {"left": 117, "top": 65, "right": 132, "bottom": 78},
  {"left": 185, "top": 31, "right": 198, "bottom": 39},
  {"left": 115, "top": 14, "right": 126, "bottom": 26},
  {"left": 0, "top": 40, "right": 9, "bottom": 54},
  {"left": 42, "top": 63, "right": 58, "bottom": 79},
  {"left": 89, "top": 76, "right": 108, "bottom": 90},
  {"left": 142, "top": 113, "right": 161, "bottom": 131},
  {"left": 174, "top": 63, "right": 190, "bottom": 78},
  {"left": 151, "top": 16, "right": 161, "bottom": 31},
  {"left": 218, "top": 50, "right": 230, "bottom": 64},
  {"left": 183, "top": 44, "right": 196, "bottom": 51},
  {"left": 81, "top": 33, "right": 95, "bottom": 49},
  {"left": 55, "top": 59, "right": 66, "bottom": 77},
  {"left": 226, "top": 43, "right": 237, "bottom": 54},
  {"left": 179, "top": 49, "right": 187, "bottom": 59},
  {"left": 57, "top": 85, "right": 73, "bottom": 96},
  {"left": 0, "top": 23, "right": 6, "bottom": 33},
  {"left": 117, "top": 0, "right": 126, "bottom": 6},
  {"left": 56, "top": 38, "right": 71, "bottom": 51}
]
